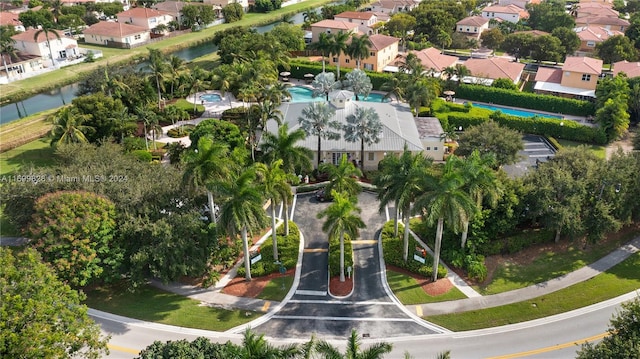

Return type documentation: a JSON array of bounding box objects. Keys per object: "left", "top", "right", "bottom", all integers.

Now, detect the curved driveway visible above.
[{"left": 252, "top": 191, "right": 444, "bottom": 339}]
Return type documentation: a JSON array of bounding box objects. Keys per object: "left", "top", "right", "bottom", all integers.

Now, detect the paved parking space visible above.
[{"left": 502, "top": 134, "right": 556, "bottom": 178}]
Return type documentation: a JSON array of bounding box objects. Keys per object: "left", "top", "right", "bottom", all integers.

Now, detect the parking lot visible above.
[{"left": 502, "top": 134, "right": 556, "bottom": 178}]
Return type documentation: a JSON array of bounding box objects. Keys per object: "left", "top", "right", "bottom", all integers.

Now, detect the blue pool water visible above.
[
  {"left": 468, "top": 102, "right": 563, "bottom": 119},
  {"left": 200, "top": 93, "right": 222, "bottom": 102},
  {"left": 287, "top": 86, "right": 388, "bottom": 103}
]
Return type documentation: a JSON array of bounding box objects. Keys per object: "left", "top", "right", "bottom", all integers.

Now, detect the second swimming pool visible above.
[{"left": 468, "top": 102, "right": 563, "bottom": 119}]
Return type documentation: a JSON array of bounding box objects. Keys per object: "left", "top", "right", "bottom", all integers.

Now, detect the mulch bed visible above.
[
  {"left": 329, "top": 276, "right": 353, "bottom": 297},
  {"left": 222, "top": 269, "right": 295, "bottom": 298}
]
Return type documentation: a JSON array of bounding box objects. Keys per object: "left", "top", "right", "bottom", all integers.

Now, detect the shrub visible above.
[
  {"left": 328, "top": 234, "right": 353, "bottom": 278},
  {"left": 546, "top": 136, "right": 562, "bottom": 151},
  {"left": 167, "top": 124, "right": 195, "bottom": 138},
  {"left": 288, "top": 60, "right": 392, "bottom": 90},
  {"left": 237, "top": 222, "right": 300, "bottom": 278},
  {"left": 131, "top": 150, "right": 152, "bottom": 162},
  {"left": 122, "top": 137, "right": 146, "bottom": 152}
]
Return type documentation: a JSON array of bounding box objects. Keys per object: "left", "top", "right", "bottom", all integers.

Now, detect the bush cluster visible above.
[
  {"left": 287, "top": 60, "right": 392, "bottom": 90},
  {"left": 455, "top": 85, "right": 596, "bottom": 116},
  {"left": 236, "top": 222, "right": 300, "bottom": 277},
  {"left": 381, "top": 222, "right": 447, "bottom": 279},
  {"left": 477, "top": 228, "right": 555, "bottom": 255}
]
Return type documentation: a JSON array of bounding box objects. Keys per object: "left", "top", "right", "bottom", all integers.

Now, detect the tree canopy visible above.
[{"left": 456, "top": 121, "right": 524, "bottom": 167}]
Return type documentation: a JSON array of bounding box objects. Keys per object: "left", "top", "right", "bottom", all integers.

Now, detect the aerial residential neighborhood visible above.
[{"left": 1, "top": 0, "right": 640, "bottom": 357}]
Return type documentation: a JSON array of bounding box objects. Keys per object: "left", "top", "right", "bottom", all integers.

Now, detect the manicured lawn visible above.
[
  {"left": 386, "top": 270, "right": 467, "bottom": 305},
  {"left": 556, "top": 139, "right": 606, "bottom": 159},
  {"left": 84, "top": 282, "right": 260, "bottom": 331},
  {"left": 476, "top": 229, "right": 639, "bottom": 295},
  {"left": 426, "top": 251, "right": 640, "bottom": 331},
  {"left": 0, "top": 138, "right": 55, "bottom": 176},
  {"left": 256, "top": 275, "right": 295, "bottom": 301}
]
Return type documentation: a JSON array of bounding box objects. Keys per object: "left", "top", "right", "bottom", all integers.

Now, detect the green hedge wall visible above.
[
  {"left": 287, "top": 60, "right": 392, "bottom": 90},
  {"left": 236, "top": 222, "right": 300, "bottom": 278},
  {"left": 456, "top": 85, "right": 596, "bottom": 116}
]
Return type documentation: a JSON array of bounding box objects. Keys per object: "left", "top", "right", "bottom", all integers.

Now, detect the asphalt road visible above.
[{"left": 252, "top": 191, "right": 443, "bottom": 339}]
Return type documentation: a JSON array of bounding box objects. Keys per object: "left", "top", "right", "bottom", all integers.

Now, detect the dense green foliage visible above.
[
  {"left": 328, "top": 232, "right": 354, "bottom": 278},
  {"left": 236, "top": 222, "right": 300, "bottom": 277},
  {"left": 0, "top": 247, "right": 109, "bottom": 358},
  {"left": 455, "top": 121, "right": 524, "bottom": 166},
  {"left": 288, "top": 60, "right": 392, "bottom": 90},
  {"left": 455, "top": 85, "right": 595, "bottom": 116},
  {"left": 189, "top": 118, "right": 246, "bottom": 151}
]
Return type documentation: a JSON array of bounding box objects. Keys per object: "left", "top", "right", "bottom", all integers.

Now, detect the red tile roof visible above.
[
  {"left": 83, "top": 21, "right": 148, "bottom": 37},
  {"left": 0, "top": 11, "right": 21, "bottom": 27},
  {"left": 457, "top": 16, "right": 489, "bottom": 27},
  {"left": 311, "top": 19, "right": 360, "bottom": 30},
  {"left": 11, "top": 28, "right": 73, "bottom": 43},
  {"left": 368, "top": 33, "right": 399, "bottom": 51},
  {"left": 613, "top": 60, "right": 640, "bottom": 78},
  {"left": 117, "top": 7, "right": 170, "bottom": 19},
  {"left": 575, "top": 25, "right": 623, "bottom": 42},
  {"left": 335, "top": 11, "right": 376, "bottom": 20},
  {"left": 463, "top": 57, "right": 525, "bottom": 82},
  {"left": 534, "top": 67, "right": 562, "bottom": 83},
  {"left": 562, "top": 56, "right": 603, "bottom": 74},
  {"left": 410, "top": 47, "right": 458, "bottom": 72}
]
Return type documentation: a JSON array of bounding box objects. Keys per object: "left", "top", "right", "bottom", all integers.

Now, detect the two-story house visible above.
[
  {"left": 333, "top": 11, "right": 380, "bottom": 36},
  {"left": 0, "top": 11, "right": 24, "bottom": 32},
  {"left": 310, "top": 19, "right": 359, "bottom": 42},
  {"left": 534, "top": 56, "right": 602, "bottom": 99},
  {"left": 339, "top": 33, "right": 399, "bottom": 72},
  {"left": 367, "top": 0, "right": 419, "bottom": 15},
  {"left": 462, "top": 57, "right": 525, "bottom": 85},
  {"left": 408, "top": 47, "right": 458, "bottom": 78},
  {"left": 83, "top": 21, "right": 150, "bottom": 48},
  {"left": 456, "top": 16, "right": 489, "bottom": 41},
  {"left": 612, "top": 60, "right": 640, "bottom": 78},
  {"left": 574, "top": 25, "right": 623, "bottom": 54},
  {"left": 481, "top": 4, "right": 529, "bottom": 23},
  {"left": 11, "top": 28, "right": 79, "bottom": 68},
  {"left": 575, "top": 3, "right": 629, "bottom": 31},
  {"left": 116, "top": 7, "right": 174, "bottom": 32}
]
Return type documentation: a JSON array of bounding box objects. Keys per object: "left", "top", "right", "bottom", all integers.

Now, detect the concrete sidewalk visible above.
[{"left": 412, "top": 236, "right": 640, "bottom": 316}]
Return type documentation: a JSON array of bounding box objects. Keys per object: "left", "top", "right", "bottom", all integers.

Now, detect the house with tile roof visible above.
[
  {"left": 116, "top": 7, "right": 174, "bottom": 31},
  {"left": 481, "top": 4, "right": 528, "bottom": 23},
  {"left": 498, "top": 0, "right": 540, "bottom": 9},
  {"left": 337, "top": 33, "right": 399, "bottom": 72},
  {"left": 263, "top": 90, "right": 443, "bottom": 170},
  {"left": 203, "top": 0, "right": 248, "bottom": 11},
  {"left": 612, "top": 60, "right": 640, "bottom": 78},
  {"left": 152, "top": 1, "right": 222, "bottom": 27},
  {"left": 513, "top": 29, "right": 549, "bottom": 37},
  {"left": 310, "top": 19, "right": 359, "bottom": 42},
  {"left": 83, "top": 21, "right": 150, "bottom": 47},
  {"left": 11, "top": 28, "right": 79, "bottom": 67},
  {"left": 461, "top": 57, "right": 525, "bottom": 85},
  {"left": 534, "top": 56, "right": 602, "bottom": 99},
  {"left": 456, "top": 16, "right": 489, "bottom": 40},
  {"left": 0, "top": 11, "right": 24, "bottom": 32},
  {"left": 0, "top": 52, "right": 43, "bottom": 84},
  {"left": 575, "top": 15, "right": 629, "bottom": 32},
  {"left": 367, "top": 0, "right": 419, "bottom": 15},
  {"left": 407, "top": 47, "right": 458, "bottom": 78},
  {"left": 574, "top": 25, "right": 623, "bottom": 53},
  {"left": 334, "top": 11, "right": 381, "bottom": 35},
  {"left": 576, "top": 2, "right": 620, "bottom": 18}
]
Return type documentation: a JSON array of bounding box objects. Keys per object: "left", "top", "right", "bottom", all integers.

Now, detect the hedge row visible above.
[
  {"left": 328, "top": 234, "right": 354, "bottom": 279},
  {"left": 477, "top": 228, "right": 555, "bottom": 256},
  {"left": 438, "top": 111, "right": 607, "bottom": 145},
  {"left": 236, "top": 221, "right": 300, "bottom": 278},
  {"left": 455, "top": 85, "right": 596, "bottom": 116},
  {"left": 381, "top": 221, "right": 447, "bottom": 279},
  {"left": 287, "top": 60, "right": 392, "bottom": 90}
]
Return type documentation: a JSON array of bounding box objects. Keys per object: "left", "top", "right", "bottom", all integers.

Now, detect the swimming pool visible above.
[
  {"left": 468, "top": 102, "right": 563, "bottom": 119},
  {"left": 200, "top": 93, "right": 222, "bottom": 102},
  {"left": 287, "top": 86, "right": 389, "bottom": 103}
]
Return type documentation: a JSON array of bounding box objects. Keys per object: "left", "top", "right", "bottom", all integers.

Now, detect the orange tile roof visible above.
[
  {"left": 483, "top": 4, "right": 524, "bottom": 14},
  {"left": 368, "top": 33, "right": 399, "bottom": 51},
  {"left": 0, "top": 11, "right": 21, "bottom": 26},
  {"left": 613, "top": 60, "right": 640, "bottom": 78},
  {"left": 534, "top": 67, "right": 562, "bottom": 83},
  {"left": 457, "top": 16, "right": 488, "bottom": 27},
  {"left": 311, "top": 19, "right": 360, "bottom": 30},
  {"left": 83, "top": 21, "right": 148, "bottom": 37},
  {"left": 410, "top": 47, "right": 458, "bottom": 72},
  {"left": 562, "top": 56, "right": 603, "bottom": 74},
  {"left": 11, "top": 28, "right": 73, "bottom": 43},
  {"left": 463, "top": 57, "right": 525, "bottom": 82},
  {"left": 575, "top": 15, "right": 629, "bottom": 27},
  {"left": 335, "top": 11, "right": 376, "bottom": 20},
  {"left": 575, "top": 25, "right": 623, "bottom": 42},
  {"left": 117, "top": 7, "right": 170, "bottom": 19}
]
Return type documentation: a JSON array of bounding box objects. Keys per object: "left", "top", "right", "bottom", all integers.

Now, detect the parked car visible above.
[{"left": 315, "top": 188, "right": 332, "bottom": 202}]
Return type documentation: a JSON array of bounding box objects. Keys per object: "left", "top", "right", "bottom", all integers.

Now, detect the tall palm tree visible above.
[
  {"left": 344, "top": 106, "right": 382, "bottom": 171},
  {"left": 381, "top": 73, "right": 406, "bottom": 103},
  {"left": 317, "top": 191, "right": 365, "bottom": 282},
  {"left": 101, "top": 67, "right": 130, "bottom": 98},
  {"left": 34, "top": 24, "right": 61, "bottom": 69},
  {"left": 346, "top": 34, "right": 372, "bottom": 69},
  {"left": 167, "top": 55, "right": 185, "bottom": 97},
  {"left": 321, "top": 154, "right": 362, "bottom": 199},
  {"left": 257, "top": 99, "right": 283, "bottom": 130},
  {"left": 1, "top": 26, "right": 17, "bottom": 81},
  {"left": 50, "top": 0, "right": 63, "bottom": 23},
  {"left": 255, "top": 159, "right": 293, "bottom": 262},
  {"left": 343, "top": 69, "right": 373, "bottom": 101},
  {"left": 415, "top": 157, "right": 476, "bottom": 281},
  {"left": 146, "top": 49, "right": 168, "bottom": 109},
  {"left": 312, "top": 71, "right": 341, "bottom": 101},
  {"left": 436, "top": 30, "right": 452, "bottom": 53},
  {"left": 189, "top": 67, "right": 209, "bottom": 115},
  {"left": 311, "top": 32, "right": 333, "bottom": 72},
  {"left": 218, "top": 167, "right": 268, "bottom": 281},
  {"left": 457, "top": 150, "right": 499, "bottom": 249},
  {"left": 327, "top": 30, "right": 349, "bottom": 79},
  {"left": 298, "top": 102, "right": 341, "bottom": 168},
  {"left": 182, "top": 137, "right": 232, "bottom": 223},
  {"left": 259, "top": 123, "right": 313, "bottom": 176},
  {"left": 49, "top": 107, "right": 92, "bottom": 146},
  {"left": 315, "top": 329, "right": 392, "bottom": 358},
  {"left": 400, "top": 52, "right": 425, "bottom": 78},
  {"left": 239, "top": 328, "right": 301, "bottom": 358}
]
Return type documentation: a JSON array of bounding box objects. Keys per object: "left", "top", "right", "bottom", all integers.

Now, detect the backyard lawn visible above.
[{"left": 0, "top": 138, "right": 55, "bottom": 176}]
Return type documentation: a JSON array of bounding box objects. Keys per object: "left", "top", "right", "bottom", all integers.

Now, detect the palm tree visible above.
[
  {"left": 344, "top": 106, "right": 382, "bottom": 171},
  {"left": 343, "top": 69, "right": 373, "bottom": 101},
  {"left": 436, "top": 30, "right": 452, "bottom": 53},
  {"left": 376, "top": 148, "right": 432, "bottom": 261},
  {"left": 50, "top": 0, "right": 63, "bottom": 23},
  {"left": 101, "top": 67, "right": 130, "bottom": 98},
  {"left": 256, "top": 159, "right": 293, "bottom": 262},
  {"left": 315, "top": 329, "right": 392, "bottom": 358},
  {"left": 145, "top": 112, "right": 162, "bottom": 150},
  {"left": 415, "top": 157, "right": 476, "bottom": 281},
  {"left": 257, "top": 99, "right": 283, "bottom": 130},
  {"left": 34, "top": 24, "right": 61, "bottom": 69},
  {"left": 146, "top": 49, "right": 168, "bottom": 109},
  {"left": 189, "top": 67, "right": 209, "bottom": 115},
  {"left": 405, "top": 78, "right": 439, "bottom": 115},
  {"left": 298, "top": 102, "right": 341, "bottom": 168},
  {"left": 218, "top": 167, "right": 268, "bottom": 281},
  {"left": 458, "top": 150, "right": 499, "bottom": 249},
  {"left": 328, "top": 30, "right": 349, "bottom": 79},
  {"left": 346, "top": 34, "right": 372, "bottom": 69},
  {"left": 134, "top": 105, "right": 154, "bottom": 150},
  {"left": 400, "top": 52, "right": 425, "bottom": 78},
  {"left": 167, "top": 55, "right": 185, "bottom": 97},
  {"left": 381, "top": 73, "right": 406, "bottom": 103},
  {"left": 310, "top": 32, "right": 333, "bottom": 72},
  {"left": 0, "top": 30, "right": 17, "bottom": 81},
  {"left": 317, "top": 191, "right": 365, "bottom": 282},
  {"left": 182, "top": 137, "right": 232, "bottom": 223},
  {"left": 259, "top": 123, "right": 313, "bottom": 176},
  {"left": 49, "top": 107, "right": 92, "bottom": 146},
  {"left": 321, "top": 154, "right": 362, "bottom": 199},
  {"left": 239, "top": 328, "right": 301, "bottom": 358},
  {"left": 312, "top": 71, "right": 341, "bottom": 101}
]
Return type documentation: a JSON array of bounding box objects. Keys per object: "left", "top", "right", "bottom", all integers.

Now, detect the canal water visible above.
[{"left": 0, "top": 9, "right": 317, "bottom": 124}]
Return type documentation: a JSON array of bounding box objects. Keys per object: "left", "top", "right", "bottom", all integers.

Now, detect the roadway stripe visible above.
[
  {"left": 303, "top": 248, "right": 328, "bottom": 253},
  {"left": 108, "top": 344, "right": 139, "bottom": 355},
  {"left": 485, "top": 332, "right": 607, "bottom": 359},
  {"left": 415, "top": 305, "right": 423, "bottom": 316},
  {"left": 271, "top": 315, "right": 416, "bottom": 322},
  {"left": 287, "top": 299, "right": 397, "bottom": 305},
  {"left": 261, "top": 301, "right": 271, "bottom": 312},
  {"left": 295, "top": 290, "right": 327, "bottom": 296},
  {"left": 351, "top": 240, "right": 377, "bottom": 244}
]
